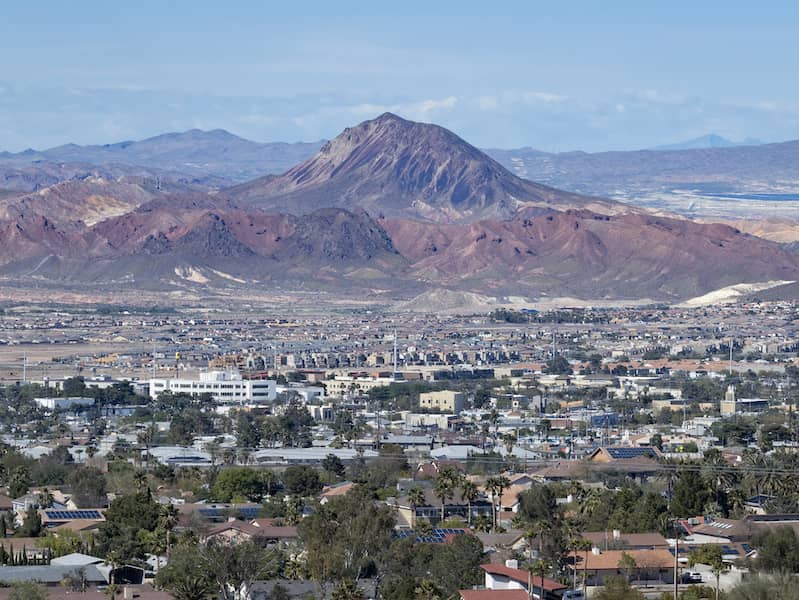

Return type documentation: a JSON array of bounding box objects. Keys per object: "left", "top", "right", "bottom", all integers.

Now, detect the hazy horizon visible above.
[{"left": 2, "top": 1, "right": 798, "bottom": 152}]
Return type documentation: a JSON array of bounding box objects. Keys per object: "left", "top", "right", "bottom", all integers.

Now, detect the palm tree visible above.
[
  {"left": 158, "top": 503, "right": 179, "bottom": 557},
  {"left": 573, "top": 538, "right": 593, "bottom": 597},
  {"left": 105, "top": 549, "right": 122, "bottom": 586},
  {"left": 434, "top": 473, "right": 455, "bottom": 525},
  {"left": 527, "top": 558, "right": 550, "bottom": 600},
  {"left": 37, "top": 488, "right": 54, "bottom": 509},
  {"left": 133, "top": 470, "right": 148, "bottom": 494},
  {"left": 473, "top": 514, "right": 492, "bottom": 533},
  {"left": 578, "top": 488, "right": 603, "bottom": 517},
  {"left": 503, "top": 434, "right": 517, "bottom": 456},
  {"left": 414, "top": 579, "right": 441, "bottom": 600},
  {"left": 460, "top": 480, "right": 479, "bottom": 526},
  {"left": 526, "top": 520, "right": 551, "bottom": 561},
  {"left": 206, "top": 441, "right": 221, "bottom": 466},
  {"left": 493, "top": 475, "right": 510, "bottom": 528},
  {"left": 485, "top": 477, "right": 501, "bottom": 531},
  {"left": 481, "top": 423, "right": 490, "bottom": 452},
  {"left": 408, "top": 486, "right": 426, "bottom": 528}
]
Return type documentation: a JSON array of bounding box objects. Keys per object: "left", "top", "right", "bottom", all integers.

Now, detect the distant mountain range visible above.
[
  {"left": 485, "top": 139, "right": 799, "bottom": 202},
  {"left": 2, "top": 127, "right": 796, "bottom": 209},
  {"left": 0, "top": 113, "right": 797, "bottom": 304},
  {"left": 651, "top": 134, "right": 762, "bottom": 151},
  {"left": 0, "top": 130, "right": 323, "bottom": 192}
]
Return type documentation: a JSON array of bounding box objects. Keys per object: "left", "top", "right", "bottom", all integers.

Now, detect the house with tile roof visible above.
[
  {"left": 566, "top": 548, "right": 674, "bottom": 586},
  {"left": 473, "top": 562, "right": 568, "bottom": 600}
]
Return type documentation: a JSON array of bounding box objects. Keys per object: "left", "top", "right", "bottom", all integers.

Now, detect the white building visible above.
[
  {"left": 33, "top": 397, "right": 95, "bottom": 411},
  {"left": 149, "top": 370, "right": 276, "bottom": 404}
]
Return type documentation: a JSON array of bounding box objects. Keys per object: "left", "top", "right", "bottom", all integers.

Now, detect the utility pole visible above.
[
  {"left": 393, "top": 327, "right": 398, "bottom": 381},
  {"left": 672, "top": 519, "right": 680, "bottom": 600},
  {"left": 728, "top": 337, "right": 733, "bottom": 376},
  {"left": 674, "top": 535, "right": 679, "bottom": 600}
]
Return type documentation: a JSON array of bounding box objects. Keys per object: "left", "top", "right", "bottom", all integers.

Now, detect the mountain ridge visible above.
[
  {"left": 227, "top": 112, "right": 614, "bottom": 222},
  {"left": 0, "top": 114, "right": 797, "bottom": 302}
]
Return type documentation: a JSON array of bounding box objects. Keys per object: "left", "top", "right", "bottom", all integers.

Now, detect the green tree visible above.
[
  {"left": 517, "top": 484, "right": 558, "bottom": 524},
  {"left": 322, "top": 454, "right": 346, "bottom": 483},
  {"left": 545, "top": 356, "right": 572, "bottom": 375},
  {"left": 155, "top": 542, "right": 214, "bottom": 600},
  {"left": 671, "top": 469, "right": 710, "bottom": 517},
  {"left": 202, "top": 540, "right": 282, "bottom": 600},
  {"left": 618, "top": 551, "right": 636, "bottom": 582},
  {"left": 68, "top": 466, "right": 108, "bottom": 508},
  {"left": 212, "top": 467, "right": 270, "bottom": 502},
  {"left": 235, "top": 413, "right": 261, "bottom": 449},
  {"left": 728, "top": 572, "right": 796, "bottom": 600},
  {"left": 433, "top": 467, "right": 458, "bottom": 523},
  {"left": 751, "top": 526, "right": 799, "bottom": 573},
  {"left": 282, "top": 465, "right": 322, "bottom": 497},
  {"left": 332, "top": 580, "right": 363, "bottom": 600},
  {"left": 592, "top": 576, "right": 644, "bottom": 600},
  {"left": 96, "top": 490, "right": 160, "bottom": 561},
  {"left": 408, "top": 486, "right": 426, "bottom": 528},
  {"left": 689, "top": 545, "right": 728, "bottom": 600},
  {"left": 62, "top": 377, "right": 87, "bottom": 397},
  {"left": 460, "top": 480, "right": 479, "bottom": 526},
  {"left": 8, "top": 466, "right": 31, "bottom": 499},
  {"left": 299, "top": 486, "right": 395, "bottom": 595},
  {"left": 9, "top": 582, "right": 47, "bottom": 600},
  {"left": 16, "top": 506, "right": 42, "bottom": 538}
]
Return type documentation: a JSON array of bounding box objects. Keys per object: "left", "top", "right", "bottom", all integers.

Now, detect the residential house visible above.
[
  {"left": 567, "top": 548, "right": 674, "bottom": 586},
  {"left": 582, "top": 531, "right": 669, "bottom": 551},
  {"left": 388, "top": 485, "right": 492, "bottom": 527},
  {"left": 477, "top": 562, "right": 568, "bottom": 600},
  {"left": 203, "top": 519, "right": 299, "bottom": 545}
]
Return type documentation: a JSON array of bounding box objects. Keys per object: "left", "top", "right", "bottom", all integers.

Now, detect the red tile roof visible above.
[
  {"left": 481, "top": 564, "right": 567, "bottom": 591},
  {"left": 461, "top": 590, "right": 529, "bottom": 600}
]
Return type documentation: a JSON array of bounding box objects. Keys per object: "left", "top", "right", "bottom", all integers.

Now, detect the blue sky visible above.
[{"left": 1, "top": 1, "right": 797, "bottom": 151}]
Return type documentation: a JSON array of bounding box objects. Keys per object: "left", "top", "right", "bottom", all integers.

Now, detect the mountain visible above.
[
  {"left": 381, "top": 210, "right": 799, "bottom": 299},
  {"left": 0, "top": 130, "right": 324, "bottom": 191},
  {"left": 0, "top": 114, "right": 798, "bottom": 303},
  {"left": 0, "top": 177, "right": 156, "bottom": 225},
  {"left": 228, "top": 113, "right": 613, "bottom": 222},
  {"left": 0, "top": 199, "right": 796, "bottom": 301},
  {"left": 1, "top": 204, "right": 407, "bottom": 291},
  {"left": 652, "top": 134, "right": 762, "bottom": 151},
  {"left": 484, "top": 139, "right": 799, "bottom": 218}
]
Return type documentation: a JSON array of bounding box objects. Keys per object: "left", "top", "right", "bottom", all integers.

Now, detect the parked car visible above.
[{"left": 682, "top": 572, "right": 703, "bottom": 583}]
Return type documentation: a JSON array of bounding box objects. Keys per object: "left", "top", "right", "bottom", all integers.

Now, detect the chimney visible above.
[
  {"left": 612, "top": 529, "right": 621, "bottom": 540},
  {"left": 592, "top": 547, "right": 601, "bottom": 555},
  {"left": 506, "top": 559, "right": 519, "bottom": 569}
]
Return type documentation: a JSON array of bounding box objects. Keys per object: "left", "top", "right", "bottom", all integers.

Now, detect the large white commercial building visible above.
[{"left": 149, "top": 370, "right": 276, "bottom": 404}]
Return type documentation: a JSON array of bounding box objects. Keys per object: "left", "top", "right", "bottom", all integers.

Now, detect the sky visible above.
[{"left": 1, "top": 1, "right": 798, "bottom": 152}]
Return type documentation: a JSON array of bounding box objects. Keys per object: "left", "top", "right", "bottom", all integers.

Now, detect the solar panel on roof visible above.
[{"left": 44, "top": 510, "right": 102, "bottom": 520}]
